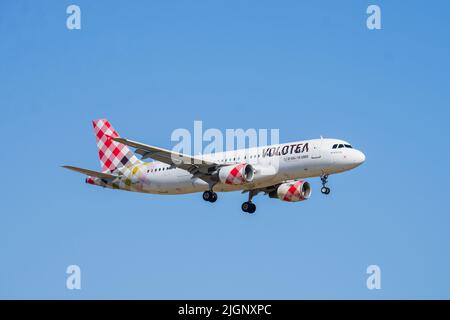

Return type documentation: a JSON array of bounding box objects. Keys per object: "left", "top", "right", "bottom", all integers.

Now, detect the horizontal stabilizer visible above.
[{"left": 62, "top": 165, "right": 118, "bottom": 180}]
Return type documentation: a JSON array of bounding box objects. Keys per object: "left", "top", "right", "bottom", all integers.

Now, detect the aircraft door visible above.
[{"left": 311, "top": 140, "right": 333, "bottom": 170}]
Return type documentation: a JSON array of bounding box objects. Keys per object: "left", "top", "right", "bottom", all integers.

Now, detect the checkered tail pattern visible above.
[{"left": 93, "top": 119, "right": 141, "bottom": 173}]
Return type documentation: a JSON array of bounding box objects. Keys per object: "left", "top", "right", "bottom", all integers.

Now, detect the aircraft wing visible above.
[
  {"left": 113, "top": 138, "right": 218, "bottom": 176},
  {"left": 62, "top": 165, "right": 119, "bottom": 180}
]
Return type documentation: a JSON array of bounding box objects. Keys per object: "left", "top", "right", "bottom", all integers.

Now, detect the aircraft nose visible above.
[{"left": 354, "top": 150, "right": 366, "bottom": 165}]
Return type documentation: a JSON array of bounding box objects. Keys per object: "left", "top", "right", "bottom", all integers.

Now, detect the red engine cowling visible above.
[
  {"left": 218, "top": 163, "right": 254, "bottom": 185},
  {"left": 270, "top": 180, "right": 312, "bottom": 202}
]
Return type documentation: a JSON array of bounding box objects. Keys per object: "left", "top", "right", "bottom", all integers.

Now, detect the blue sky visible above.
[{"left": 1, "top": 0, "right": 450, "bottom": 299}]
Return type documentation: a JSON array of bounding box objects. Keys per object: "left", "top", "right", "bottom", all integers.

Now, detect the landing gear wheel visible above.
[
  {"left": 203, "top": 191, "right": 217, "bottom": 202},
  {"left": 242, "top": 202, "right": 256, "bottom": 213},
  {"left": 320, "top": 174, "right": 330, "bottom": 195},
  {"left": 209, "top": 192, "right": 218, "bottom": 203},
  {"left": 321, "top": 187, "right": 330, "bottom": 195},
  {"left": 202, "top": 191, "right": 211, "bottom": 201}
]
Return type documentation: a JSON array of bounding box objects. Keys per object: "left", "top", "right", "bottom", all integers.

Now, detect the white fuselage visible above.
[{"left": 105, "top": 138, "right": 365, "bottom": 195}]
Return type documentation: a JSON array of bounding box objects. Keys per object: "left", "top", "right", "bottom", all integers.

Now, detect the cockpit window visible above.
[{"left": 333, "top": 143, "right": 354, "bottom": 149}]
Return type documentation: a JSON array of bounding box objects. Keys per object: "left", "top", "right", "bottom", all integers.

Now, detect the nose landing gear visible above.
[{"left": 320, "top": 174, "right": 331, "bottom": 195}]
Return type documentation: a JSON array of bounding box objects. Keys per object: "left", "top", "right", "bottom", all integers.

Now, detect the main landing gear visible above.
[
  {"left": 203, "top": 188, "right": 258, "bottom": 213},
  {"left": 202, "top": 190, "right": 217, "bottom": 203},
  {"left": 320, "top": 174, "right": 331, "bottom": 195},
  {"left": 241, "top": 202, "right": 256, "bottom": 214},
  {"left": 241, "top": 190, "right": 257, "bottom": 214}
]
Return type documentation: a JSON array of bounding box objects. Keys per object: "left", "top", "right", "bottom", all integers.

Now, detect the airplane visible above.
[{"left": 63, "top": 119, "right": 365, "bottom": 213}]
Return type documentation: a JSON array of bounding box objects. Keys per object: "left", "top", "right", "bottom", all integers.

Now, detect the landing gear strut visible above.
[
  {"left": 320, "top": 174, "right": 330, "bottom": 195},
  {"left": 242, "top": 190, "right": 257, "bottom": 214},
  {"left": 203, "top": 190, "right": 217, "bottom": 203}
]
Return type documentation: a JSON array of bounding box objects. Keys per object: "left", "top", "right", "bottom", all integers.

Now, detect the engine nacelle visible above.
[
  {"left": 218, "top": 163, "right": 254, "bottom": 185},
  {"left": 269, "top": 180, "right": 311, "bottom": 202}
]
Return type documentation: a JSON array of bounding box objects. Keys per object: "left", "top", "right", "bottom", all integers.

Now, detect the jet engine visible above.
[
  {"left": 269, "top": 180, "right": 311, "bottom": 202},
  {"left": 218, "top": 163, "right": 254, "bottom": 185}
]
